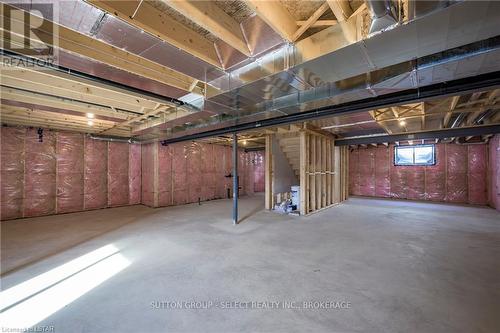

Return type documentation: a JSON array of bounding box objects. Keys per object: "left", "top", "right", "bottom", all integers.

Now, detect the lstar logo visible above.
[{"left": 1, "top": 3, "right": 56, "bottom": 58}]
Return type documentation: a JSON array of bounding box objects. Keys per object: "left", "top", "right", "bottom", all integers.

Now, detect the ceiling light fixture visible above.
[
  {"left": 399, "top": 120, "right": 406, "bottom": 126},
  {"left": 87, "top": 113, "right": 94, "bottom": 119},
  {"left": 87, "top": 120, "right": 94, "bottom": 126}
]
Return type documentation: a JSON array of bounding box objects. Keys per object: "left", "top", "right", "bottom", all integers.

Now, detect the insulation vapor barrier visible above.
[
  {"left": 0, "top": 126, "right": 142, "bottom": 220},
  {"left": 489, "top": 135, "right": 500, "bottom": 210},
  {"left": 349, "top": 143, "right": 490, "bottom": 205},
  {"left": 141, "top": 142, "right": 265, "bottom": 208}
]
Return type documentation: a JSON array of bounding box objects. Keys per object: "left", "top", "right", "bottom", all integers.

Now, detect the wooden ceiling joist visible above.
[
  {"left": 0, "top": 2, "right": 202, "bottom": 94},
  {"left": 326, "top": 0, "right": 356, "bottom": 42},
  {"left": 162, "top": 0, "right": 250, "bottom": 56},
  {"left": 0, "top": 86, "right": 132, "bottom": 120},
  {"left": 1, "top": 105, "right": 131, "bottom": 136},
  {"left": 0, "top": 71, "right": 154, "bottom": 115},
  {"left": 243, "top": 0, "right": 297, "bottom": 42},
  {"left": 0, "top": 65, "right": 172, "bottom": 113},
  {"left": 87, "top": 0, "right": 222, "bottom": 68},
  {"left": 292, "top": 2, "right": 330, "bottom": 42},
  {"left": 296, "top": 20, "right": 337, "bottom": 27}
]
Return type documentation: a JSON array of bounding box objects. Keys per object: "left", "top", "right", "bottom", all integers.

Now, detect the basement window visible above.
[{"left": 394, "top": 145, "right": 435, "bottom": 166}]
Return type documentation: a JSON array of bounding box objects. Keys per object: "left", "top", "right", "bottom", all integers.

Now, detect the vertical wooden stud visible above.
[{"left": 265, "top": 134, "right": 273, "bottom": 210}]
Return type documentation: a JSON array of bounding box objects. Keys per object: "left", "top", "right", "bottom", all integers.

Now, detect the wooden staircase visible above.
[{"left": 277, "top": 134, "right": 300, "bottom": 178}]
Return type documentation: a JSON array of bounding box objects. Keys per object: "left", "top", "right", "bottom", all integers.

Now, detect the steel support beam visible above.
[
  {"left": 232, "top": 133, "right": 238, "bottom": 225},
  {"left": 160, "top": 71, "right": 500, "bottom": 145},
  {"left": 334, "top": 124, "right": 500, "bottom": 146}
]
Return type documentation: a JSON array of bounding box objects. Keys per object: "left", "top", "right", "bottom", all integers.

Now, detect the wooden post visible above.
[
  {"left": 315, "top": 136, "right": 321, "bottom": 210},
  {"left": 299, "top": 131, "right": 307, "bottom": 215},
  {"left": 265, "top": 134, "right": 273, "bottom": 210},
  {"left": 310, "top": 135, "right": 316, "bottom": 212},
  {"left": 326, "top": 139, "right": 332, "bottom": 206},
  {"left": 153, "top": 142, "right": 159, "bottom": 207},
  {"left": 321, "top": 137, "right": 327, "bottom": 208},
  {"left": 334, "top": 146, "right": 341, "bottom": 203}
]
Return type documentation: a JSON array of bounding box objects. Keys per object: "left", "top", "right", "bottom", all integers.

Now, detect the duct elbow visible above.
[{"left": 365, "top": 0, "right": 398, "bottom": 34}]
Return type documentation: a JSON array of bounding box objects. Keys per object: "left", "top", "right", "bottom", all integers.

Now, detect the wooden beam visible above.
[
  {"left": 292, "top": 2, "right": 330, "bottom": 42},
  {"left": 0, "top": 60, "right": 175, "bottom": 109},
  {"left": 466, "top": 89, "right": 500, "bottom": 125},
  {"left": 1, "top": 104, "right": 117, "bottom": 127},
  {"left": 421, "top": 102, "right": 426, "bottom": 130},
  {"left": 326, "top": 0, "right": 356, "bottom": 42},
  {"left": 444, "top": 96, "right": 460, "bottom": 128},
  {"left": 1, "top": 106, "right": 130, "bottom": 136},
  {"left": 130, "top": 108, "right": 194, "bottom": 133},
  {"left": 244, "top": 0, "right": 297, "bottom": 42},
  {"left": 369, "top": 110, "right": 393, "bottom": 134},
  {"left": 87, "top": 0, "right": 221, "bottom": 68},
  {"left": 1, "top": 2, "right": 202, "bottom": 93},
  {"left": 0, "top": 86, "right": 132, "bottom": 120},
  {"left": 296, "top": 19, "right": 337, "bottom": 27},
  {"left": 0, "top": 71, "right": 151, "bottom": 114},
  {"left": 162, "top": 0, "right": 250, "bottom": 56}
]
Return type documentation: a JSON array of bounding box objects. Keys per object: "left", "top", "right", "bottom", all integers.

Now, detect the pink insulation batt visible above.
[
  {"left": 489, "top": 135, "right": 500, "bottom": 210},
  {"left": 158, "top": 143, "right": 173, "bottom": 206},
  {"left": 108, "top": 142, "right": 130, "bottom": 207},
  {"left": 129, "top": 144, "right": 142, "bottom": 205},
  {"left": 172, "top": 142, "right": 188, "bottom": 205},
  {"left": 56, "top": 132, "right": 84, "bottom": 213},
  {"left": 1, "top": 127, "right": 25, "bottom": 219},
  {"left": 24, "top": 128, "right": 57, "bottom": 217},
  {"left": 140, "top": 141, "right": 261, "bottom": 208},
  {"left": 349, "top": 143, "right": 489, "bottom": 205},
  {"left": 84, "top": 138, "right": 108, "bottom": 210},
  {"left": 1, "top": 126, "right": 141, "bottom": 220},
  {"left": 2, "top": 126, "right": 267, "bottom": 218},
  {"left": 141, "top": 143, "right": 155, "bottom": 207}
]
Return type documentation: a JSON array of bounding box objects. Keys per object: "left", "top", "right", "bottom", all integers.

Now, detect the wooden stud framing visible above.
[
  {"left": 295, "top": 130, "right": 349, "bottom": 215},
  {"left": 299, "top": 131, "right": 308, "bottom": 215},
  {"left": 265, "top": 134, "right": 274, "bottom": 210},
  {"left": 266, "top": 128, "right": 349, "bottom": 216}
]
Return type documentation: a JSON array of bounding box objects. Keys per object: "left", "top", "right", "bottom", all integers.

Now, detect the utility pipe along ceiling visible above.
[{"left": 0, "top": 0, "right": 499, "bottom": 143}]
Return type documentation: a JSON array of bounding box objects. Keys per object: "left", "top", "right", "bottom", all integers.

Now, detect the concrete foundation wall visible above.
[
  {"left": 1, "top": 127, "right": 141, "bottom": 220},
  {"left": 349, "top": 143, "right": 489, "bottom": 205}
]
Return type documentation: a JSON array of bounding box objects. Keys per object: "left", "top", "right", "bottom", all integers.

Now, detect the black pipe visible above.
[
  {"left": 232, "top": 133, "right": 238, "bottom": 225},
  {"left": 244, "top": 146, "right": 265, "bottom": 152},
  {"left": 334, "top": 124, "right": 500, "bottom": 146},
  {"left": 160, "top": 70, "right": 500, "bottom": 144},
  {"left": 0, "top": 49, "right": 185, "bottom": 107}
]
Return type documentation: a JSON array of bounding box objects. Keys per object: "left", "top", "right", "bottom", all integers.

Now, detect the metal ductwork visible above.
[
  {"left": 474, "top": 108, "right": 497, "bottom": 125},
  {"left": 135, "top": 0, "right": 500, "bottom": 142},
  {"left": 365, "top": 0, "right": 398, "bottom": 34}
]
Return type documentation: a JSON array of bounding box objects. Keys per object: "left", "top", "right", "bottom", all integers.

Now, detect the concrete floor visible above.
[{"left": 1, "top": 195, "right": 500, "bottom": 332}]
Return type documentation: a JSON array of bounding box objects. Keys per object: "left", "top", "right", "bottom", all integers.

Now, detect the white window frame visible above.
[{"left": 394, "top": 144, "right": 436, "bottom": 166}]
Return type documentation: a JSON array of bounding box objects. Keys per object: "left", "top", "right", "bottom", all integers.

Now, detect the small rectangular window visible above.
[{"left": 395, "top": 145, "right": 435, "bottom": 166}]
